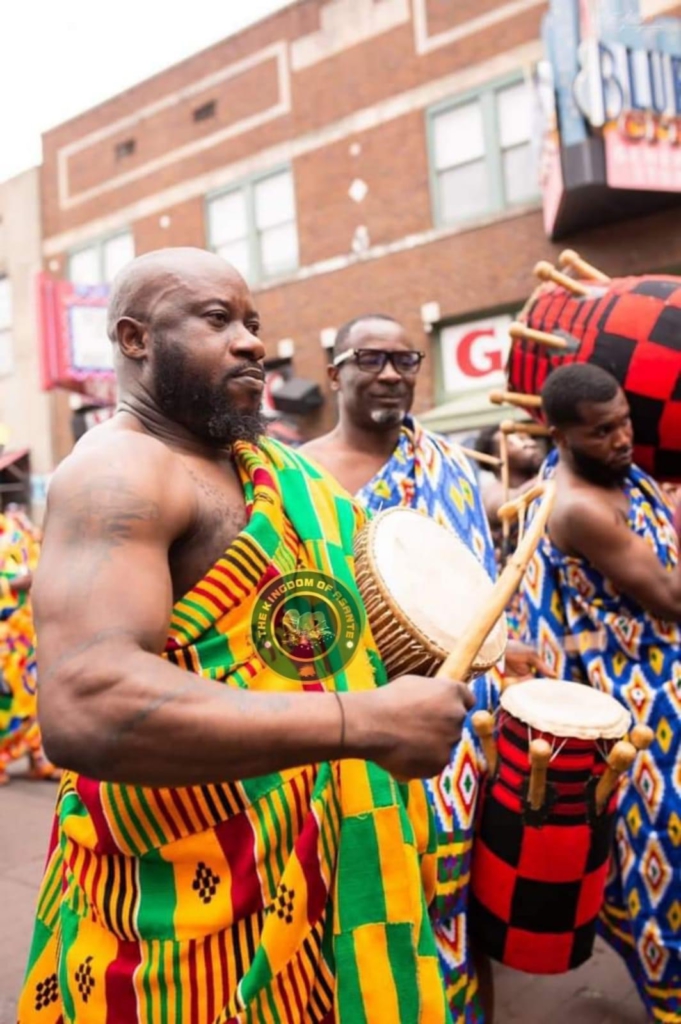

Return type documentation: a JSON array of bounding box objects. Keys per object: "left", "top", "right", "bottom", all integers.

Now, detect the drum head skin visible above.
[
  {"left": 501, "top": 678, "right": 631, "bottom": 739},
  {"left": 368, "top": 507, "right": 507, "bottom": 666}
]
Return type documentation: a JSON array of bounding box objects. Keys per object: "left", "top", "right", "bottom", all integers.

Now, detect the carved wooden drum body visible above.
[{"left": 469, "top": 679, "right": 632, "bottom": 974}]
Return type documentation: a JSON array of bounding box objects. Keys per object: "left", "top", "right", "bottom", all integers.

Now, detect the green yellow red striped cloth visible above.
[{"left": 19, "top": 439, "right": 450, "bottom": 1024}]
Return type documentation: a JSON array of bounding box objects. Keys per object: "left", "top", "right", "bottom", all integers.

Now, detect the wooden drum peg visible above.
[
  {"left": 534, "top": 260, "right": 591, "bottom": 297},
  {"left": 489, "top": 389, "right": 543, "bottom": 411},
  {"left": 528, "top": 739, "right": 552, "bottom": 812},
  {"left": 558, "top": 249, "right": 610, "bottom": 283},
  {"left": 595, "top": 740, "right": 637, "bottom": 815},
  {"left": 630, "top": 724, "right": 654, "bottom": 751},
  {"left": 509, "top": 321, "right": 571, "bottom": 352},
  {"left": 472, "top": 711, "right": 498, "bottom": 776}
]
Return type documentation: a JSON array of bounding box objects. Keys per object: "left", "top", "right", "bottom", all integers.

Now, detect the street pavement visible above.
[{"left": 0, "top": 764, "right": 649, "bottom": 1024}]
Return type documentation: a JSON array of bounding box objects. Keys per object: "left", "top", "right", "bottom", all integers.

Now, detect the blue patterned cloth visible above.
[
  {"left": 356, "top": 415, "right": 499, "bottom": 1023},
  {"left": 521, "top": 451, "right": 681, "bottom": 1021}
]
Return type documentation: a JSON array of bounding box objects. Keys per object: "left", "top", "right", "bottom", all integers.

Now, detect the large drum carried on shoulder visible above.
[
  {"left": 353, "top": 506, "right": 507, "bottom": 680},
  {"left": 469, "top": 678, "right": 637, "bottom": 975},
  {"left": 506, "top": 252, "right": 681, "bottom": 482}
]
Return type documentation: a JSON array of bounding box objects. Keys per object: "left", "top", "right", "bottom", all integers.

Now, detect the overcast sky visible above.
[{"left": 1, "top": 0, "right": 290, "bottom": 182}]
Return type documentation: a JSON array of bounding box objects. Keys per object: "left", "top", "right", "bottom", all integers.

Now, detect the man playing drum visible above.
[
  {"left": 302, "top": 314, "right": 551, "bottom": 1023},
  {"left": 18, "top": 251, "right": 474, "bottom": 1024},
  {"left": 522, "top": 362, "right": 681, "bottom": 1022}
]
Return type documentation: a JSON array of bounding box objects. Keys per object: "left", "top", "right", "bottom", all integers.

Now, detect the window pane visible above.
[
  {"left": 69, "top": 246, "right": 101, "bottom": 285},
  {"left": 502, "top": 143, "right": 537, "bottom": 205},
  {"left": 259, "top": 223, "right": 298, "bottom": 277},
  {"left": 0, "top": 277, "right": 11, "bottom": 330},
  {"left": 254, "top": 172, "right": 295, "bottom": 230},
  {"left": 439, "top": 160, "right": 490, "bottom": 223},
  {"left": 216, "top": 239, "right": 251, "bottom": 282},
  {"left": 209, "top": 190, "right": 248, "bottom": 246},
  {"left": 103, "top": 232, "right": 135, "bottom": 283},
  {"left": 433, "top": 101, "right": 485, "bottom": 171},
  {"left": 0, "top": 328, "right": 12, "bottom": 376},
  {"left": 497, "top": 81, "right": 532, "bottom": 149}
]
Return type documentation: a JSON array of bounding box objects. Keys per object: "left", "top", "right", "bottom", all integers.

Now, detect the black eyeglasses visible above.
[{"left": 333, "top": 347, "right": 425, "bottom": 375}]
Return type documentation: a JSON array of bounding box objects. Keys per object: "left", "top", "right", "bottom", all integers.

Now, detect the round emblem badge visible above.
[{"left": 251, "top": 571, "right": 364, "bottom": 681}]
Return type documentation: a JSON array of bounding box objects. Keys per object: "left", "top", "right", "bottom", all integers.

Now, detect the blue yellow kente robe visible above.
[{"left": 521, "top": 453, "right": 681, "bottom": 1022}]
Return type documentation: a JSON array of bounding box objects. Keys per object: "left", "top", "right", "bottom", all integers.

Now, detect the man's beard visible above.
[
  {"left": 369, "top": 407, "right": 406, "bottom": 428},
  {"left": 571, "top": 447, "right": 630, "bottom": 486},
  {"left": 155, "top": 339, "right": 264, "bottom": 446}
]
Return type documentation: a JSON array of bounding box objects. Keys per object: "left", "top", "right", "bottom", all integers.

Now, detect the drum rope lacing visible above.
[{"left": 494, "top": 707, "right": 611, "bottom": 763}]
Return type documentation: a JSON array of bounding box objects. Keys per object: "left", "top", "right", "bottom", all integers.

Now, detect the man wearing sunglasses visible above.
[{"left": 302, "top": 313, "right": 552, "bottom": 1024}]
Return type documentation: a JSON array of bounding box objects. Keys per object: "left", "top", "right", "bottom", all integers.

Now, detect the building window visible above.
[
  {"left": 68, "top": 231, "right": 135, "bottom": 285},
  {"left": 429, "top": 76, "right": 538, "bottom": 227},
  {"left": 0, "top": 276, "right": 12, "bottom": 376},
  {"left": 193, "top": 100, "right": 216, "bottom": 122},
  {"left": 207, "top": 168, "right": 299, "bottom": 284}
]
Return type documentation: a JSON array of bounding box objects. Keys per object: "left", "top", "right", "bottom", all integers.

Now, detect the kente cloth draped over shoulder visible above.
[
  {"left": 19, "top": 439, "right": 450, "bottom": 1024},
  {"left": 0, "top": 512, "right": 41, "bottom": 777},
  {"left": 520, "top": 452, "right": 681, "bottom": 1023},
  {"left": 356, "top": 415, "right": 499, "bottom": 1024}
]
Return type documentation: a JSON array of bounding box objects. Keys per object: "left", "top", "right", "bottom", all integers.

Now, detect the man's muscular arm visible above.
[
  {"left": 555, "top": 495, "right": 681, "bottom": 621},
  {"left": 36, "top": 437, "right": 472, "bottom": 786}
]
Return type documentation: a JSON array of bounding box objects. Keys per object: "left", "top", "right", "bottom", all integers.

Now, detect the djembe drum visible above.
[
  {"left": 468, "top": 678, "right": 652, "bottom": 974},
  {"left": 353, "top": 482, "right": 556, "bottom": 683},
  {"left": 353, "top": 507, "right": 507, "bottom": 680}
]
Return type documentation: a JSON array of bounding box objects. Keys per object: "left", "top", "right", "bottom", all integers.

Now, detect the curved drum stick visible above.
[{"left": 437, "top": 481, "right": 557, "bottom": 682}]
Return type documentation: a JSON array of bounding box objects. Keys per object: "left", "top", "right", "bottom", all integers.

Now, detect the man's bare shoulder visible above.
[
  {"left": 46, "top": 423, "right": 193, "bottom": 536},
  {"left": 550, "top": 476, "right": 623, "bottom": 547}
]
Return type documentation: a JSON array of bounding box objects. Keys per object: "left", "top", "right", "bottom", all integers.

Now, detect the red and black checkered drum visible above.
[
  {"left": 469, "top": 679, "right": 631, "bottom": 974},
  {"left": 507, "top": 274, "right": 681, "bottom": 481}
]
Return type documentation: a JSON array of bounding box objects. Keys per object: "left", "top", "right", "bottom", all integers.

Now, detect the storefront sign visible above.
[
  {"left": 441, "top": 315, "right": 512, "bottom": 395},
  {"left": 538, "top": 0, "right": 681, "bottom": 237}
]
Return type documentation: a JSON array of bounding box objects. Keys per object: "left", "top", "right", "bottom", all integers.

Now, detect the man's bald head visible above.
[
  {"left": 107, "top": 247, "right": 247, "bottom": 342},
  {"left": 107, "top": 247, "right": 266, "bottom": 447}
]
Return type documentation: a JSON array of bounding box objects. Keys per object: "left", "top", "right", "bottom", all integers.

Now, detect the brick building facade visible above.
[{"left": 39, "top": 0, "right": 681, "bottom": 458}]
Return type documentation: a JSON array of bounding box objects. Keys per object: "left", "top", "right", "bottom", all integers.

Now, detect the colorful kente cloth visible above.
[
  {"left": 521, "top": 452, "right": 681, "bottom": 1022},
  {"left": 356, "top": 415, "right": 500, "bottom": 1024},
  {"left": 0, "top": 511, "right": 41, "bottom": 775},
  {"left": 19, "top": 439, "right": 451, "bottom": 1024}
]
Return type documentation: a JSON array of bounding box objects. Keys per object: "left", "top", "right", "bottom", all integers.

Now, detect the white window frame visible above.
[
  {"left": 427, "top": 73, "right": 539, "bottom": 228},
  {"left": 206, "top": 166, "right": 299, "bottom": 285},
  {"left": 68, "top": 230, "right": 135, "bottom": 286}
]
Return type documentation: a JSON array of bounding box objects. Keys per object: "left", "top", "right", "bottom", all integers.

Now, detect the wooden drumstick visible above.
[
  {"left": 558, "top": 249, "right": 610, "bottom": 283},
  {"left": 595, "top": 740, "right": 637, "bottom": 814},
  {"left": 509, "top": 321, "right": 574, "bottom": 353},
  {"left": 528, "top": 739, "right": 552, "bottom": 811},
  {"left": 489, "top": 389, "right": 543, "bottom": 410},
  {"left": 472, "top": 711, "right": 498, "bottom": 775},
  {"left": 630, "top": 724, "right": 654, "bottom": 751},
  {"left": 498, "top": 480, "right": 546, "bottom": 522},
  {"left": 534, "top": 260, "right": 591, "bottom": 297}
]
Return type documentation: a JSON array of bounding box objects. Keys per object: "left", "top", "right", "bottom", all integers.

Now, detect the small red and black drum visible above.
[
  {"left": 469, "top": 678, "right": 635, "bottom": 975},
  {"left": 506, "top": 253, "right": 681, "bottom": 482}
]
